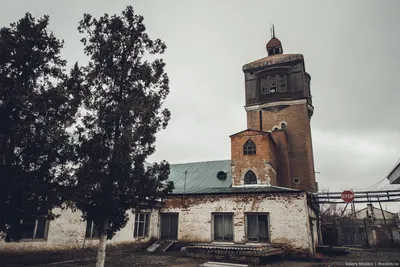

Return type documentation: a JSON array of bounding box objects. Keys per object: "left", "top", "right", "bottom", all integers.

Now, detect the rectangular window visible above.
[
  {"left": 246, "top": 214, "right": 269, "bottom": 242},
  {"left": 260, "top": 75, "right": 286, "bottom": 95},
  {"left": 260, "top": 77, "right": 269, "bottom": 95},
  {"left": 213, "top": 214, "right": 233, "bottom": 242},
  {"left": 134, "top": 213, "right": 150, "bottom": 238},
  {"left": 85, "top": 220, "right": 100, "bottom": 238},
  {"left": 269, "top": 75, "right": 277, "bottom": 93},
  {"left": 277, "top": 74, "right": 287, "bottom": 92},
  {"left": 21, "top": 218, "right": 48, "bottom": 239}
]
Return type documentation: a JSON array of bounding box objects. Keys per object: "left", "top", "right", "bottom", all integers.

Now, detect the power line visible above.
[
  {"left": 354, "top": 158, "right": 400, "bottom": 191},
  {"left": 356, "top": 176, "right": 387, "bottom": 191},
  {"left": 378, "top": 183, "right": 392, "bottom": 191},
  {"left": 386, "top": 158, "right": 400, "bottom": 178}
]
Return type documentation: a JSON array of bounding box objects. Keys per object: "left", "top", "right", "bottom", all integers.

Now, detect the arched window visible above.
[
  {"left": 244, "top": 170, "right": 257, "bottom": 185},
  {"left": 243, "top": 140, "right": 256, "bottom": 155}
]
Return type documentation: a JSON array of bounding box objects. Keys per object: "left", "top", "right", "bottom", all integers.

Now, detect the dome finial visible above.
[
  {"left": 266, "top": 24, "right": 283, "bottom": 56},
  {"left": 272, "top": 24, "right": 275, "bottom": 38}
]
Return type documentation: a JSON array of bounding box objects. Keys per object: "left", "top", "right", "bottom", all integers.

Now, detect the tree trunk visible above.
[{"left": 96, "top": 218, "right": 109, "bottom": 267}]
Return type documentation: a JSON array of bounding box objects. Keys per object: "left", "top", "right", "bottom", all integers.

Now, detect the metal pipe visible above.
[
  {"left": 314, "top": 193, "right": 400, "bottom": 200},
  {"left": 313, "top": 189, "right": 400, "bottom": 196},
  {"left": 316, "top": 198, "right": 400, "bottom": 204}
]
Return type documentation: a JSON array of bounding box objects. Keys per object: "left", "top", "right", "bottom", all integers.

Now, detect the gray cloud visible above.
[{"left": 1, "top": 0, "right": 399, "bottom": 211}]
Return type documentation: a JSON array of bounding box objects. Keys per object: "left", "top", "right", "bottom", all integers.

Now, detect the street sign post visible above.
[{"left": 341, "top": 190, "right": 355, "bottom": 203}]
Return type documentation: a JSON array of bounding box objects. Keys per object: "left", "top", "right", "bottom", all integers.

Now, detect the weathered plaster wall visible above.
[
  {"left": 0, "top": 208, "right": 159, "bottom": 251},
  {"left": 162, "top": 192, "right": 314, "bottom": 255}
]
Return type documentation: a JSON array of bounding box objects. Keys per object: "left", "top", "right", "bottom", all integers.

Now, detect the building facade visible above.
[{"left": 1, "top": 29, "right": 320, "bottom": 258}]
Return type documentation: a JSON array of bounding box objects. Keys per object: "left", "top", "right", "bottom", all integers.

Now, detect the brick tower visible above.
[{"left": 239, "top": 26, "right": 317, "bottom": 192}]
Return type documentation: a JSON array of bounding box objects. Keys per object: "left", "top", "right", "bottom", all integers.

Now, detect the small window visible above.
[
  {"left": 244, "top": 170, "right": 257, "bottom": 185},
  {"left": 213, "top": 214, "right": 233, "bottom": 241},
  {"left": 246, "top": 214, "right": 269, "bottom": 242},
  {"left": 244, "top": 140, "right": 256, "bottom": 155},
  {"left": 217, "top": 171, "right": 227, "bottom": 180},
  {"left": 293, "top": 178, "right": 300, "bottom": 185},
  {"left": 134, "top": 213, "right": 150, "bottom": 238},
  {"left": 281, "top": 122, "right": 287, "bottom": 129},
  {"left": 21, "top": 218, "right": 48, "bottom": 239},
  {"left": 85, "top": 220, "right": 100, "bottom": 238}
]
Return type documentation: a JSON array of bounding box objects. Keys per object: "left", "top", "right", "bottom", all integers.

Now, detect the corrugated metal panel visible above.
[{"left": 168, "top": 160, "right": 232, "bottom": 193}]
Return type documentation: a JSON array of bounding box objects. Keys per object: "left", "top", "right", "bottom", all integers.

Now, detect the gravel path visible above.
[{"left": 5, "top": 249, "right": 400, "bottom": 267}]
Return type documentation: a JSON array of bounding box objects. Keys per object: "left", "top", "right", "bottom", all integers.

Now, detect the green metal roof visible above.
[
  {"left": 166, "top": 159, "right": 299, "bottom": 195},
  {"left": 168, "top": 160, "right": 232, "bottom": 194}
]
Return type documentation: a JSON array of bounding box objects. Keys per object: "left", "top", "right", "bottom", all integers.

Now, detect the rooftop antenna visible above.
[
  {"left": 272, "top": 24, "right": 275, "bottom": 38},
  {"left": 270, "top": 20, "right": 272, "bottom": 38}
]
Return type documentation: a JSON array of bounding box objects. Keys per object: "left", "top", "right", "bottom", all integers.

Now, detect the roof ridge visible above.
[{"left": 170, "top": 159, "right": 231, "bottom": 166}]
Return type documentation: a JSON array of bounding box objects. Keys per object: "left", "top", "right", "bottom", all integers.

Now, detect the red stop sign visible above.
[{"left": 341, "top": 190, "right": 355, "bottom": 203}]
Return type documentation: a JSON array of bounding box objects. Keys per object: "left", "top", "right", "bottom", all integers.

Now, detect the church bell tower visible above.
[{"left": 241, "top": 26, "right": 317, "bottom": 192}]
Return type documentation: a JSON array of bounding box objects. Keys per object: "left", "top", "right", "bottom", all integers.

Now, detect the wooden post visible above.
[
  {"left": 351, "top": 202, "right": 355, "bottom": 244},
  {"left": 340, "top": 203, "right": 348, "bottom": 217},
  {"left": 377, "top": 197, "right": 393, "bottom": 245}
]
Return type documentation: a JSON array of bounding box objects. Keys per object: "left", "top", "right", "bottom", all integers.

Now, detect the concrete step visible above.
[
  {"left": 146, "top": 239, "right": 176, "bottom": 252},
  {"left": 199, "top": 262, "right": 248, "bottom": 267}
]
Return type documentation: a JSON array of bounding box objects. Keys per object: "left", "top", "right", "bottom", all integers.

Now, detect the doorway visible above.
[{"left": 160, "top": 213, "right": 178, "bottom": 240}]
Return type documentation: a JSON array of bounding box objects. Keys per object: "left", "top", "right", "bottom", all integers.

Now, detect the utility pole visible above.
[{"left": 183, "top": 170, "right": 187, "bottom": 196}]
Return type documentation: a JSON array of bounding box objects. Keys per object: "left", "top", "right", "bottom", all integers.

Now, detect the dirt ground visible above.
[{"left": 12, "top": 248, "right": 399, "bottom": 267}]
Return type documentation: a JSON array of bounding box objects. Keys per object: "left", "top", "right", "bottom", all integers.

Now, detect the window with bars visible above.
[
  {"left": 134, "top": 213, "right": 150, "bottom": 238},
  {"left": 213, "top": 214, "right": 233, "bottom": 242},
  {"left": 260, "top": 74, "right": 286, "bottom": 95},
  {"left": 246, "top": 214, "right": 269, "bottom": 242},
  {"left": 244, "top": 170, "right": 257, "bottom": 185},
  {"left": 243, "top": 140, "right": 256, "bottom": 155},
  {"left": 85, "top": 220, "right": 100, "bottom": 238},
  {"left": 21, "top": 218, "right": 48, "bottom": 239}
]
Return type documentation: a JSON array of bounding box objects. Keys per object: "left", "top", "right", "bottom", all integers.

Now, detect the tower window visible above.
[
  {"left": 269, "top": 75, "right": 277, "bottom": 93},
  {"left": 261, "top": 75, "right": 286, "bottom": 95},
  {"left": 277, "top": 75, "right": 287, "bottom": 92},
  {"left": 244, "top": 140, "right": 256, "bottom": 155},
  {"left": 244, "top": 170, "right": 257, "bottom": 185}
]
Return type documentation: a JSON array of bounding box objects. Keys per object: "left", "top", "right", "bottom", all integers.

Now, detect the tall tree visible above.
[
  {"left": 0, "top": 13, "right": 82, "bottom": 240},
  {"left": 73, "top": 6, "right": 173, "bottom": 267}
]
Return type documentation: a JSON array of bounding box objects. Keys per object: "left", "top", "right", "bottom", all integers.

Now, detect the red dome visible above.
[{"left": 266, "top": 37, "right": 282, "bottom": 49}]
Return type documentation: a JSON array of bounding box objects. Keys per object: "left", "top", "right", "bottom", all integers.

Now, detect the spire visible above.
[
  {"left": 266, "top": 24, "right": 283, "bottom": 56},
  {"left": 272, "top": 24, "right": 275, "bottom": 38}
]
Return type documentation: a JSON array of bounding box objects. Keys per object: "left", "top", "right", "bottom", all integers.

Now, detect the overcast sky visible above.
[{"left": 1, "top": 0, "right": 399, "bottom": 211}]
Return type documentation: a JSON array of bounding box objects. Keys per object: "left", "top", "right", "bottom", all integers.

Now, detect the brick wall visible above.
[
  {"left": 271, "top": 129, "right": 291, "bottom": 188},
  {"left": 230, "top": 130, "right": 277, "bottom": 186},
  {"left": 246, "top": 101, "right": 316, "bottom": 192}
]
